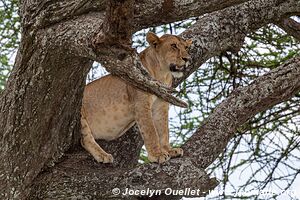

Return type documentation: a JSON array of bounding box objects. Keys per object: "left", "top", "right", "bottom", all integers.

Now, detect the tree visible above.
[{"left": 0, "top": 0, "right": 299, "bottom": 199}]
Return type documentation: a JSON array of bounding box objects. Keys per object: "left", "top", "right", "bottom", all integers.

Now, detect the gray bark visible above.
[
  {"left": 20, "top": 0, "right": 251, "bottom": 30},
  {"left": 0, "top": 0, "right": 299, "bottom": 199}
]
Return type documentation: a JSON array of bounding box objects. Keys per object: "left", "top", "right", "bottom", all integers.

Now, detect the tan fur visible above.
[{"left": 81, "top": 32, "right": 192, "bottom": 163}]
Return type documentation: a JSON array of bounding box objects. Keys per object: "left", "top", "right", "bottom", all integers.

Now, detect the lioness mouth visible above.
[
  {"left": 169, "top": 64, "right": 184, "bottom": 78},
  {"left": 169, "top": 63, "right": 184, "bottom": 72}
]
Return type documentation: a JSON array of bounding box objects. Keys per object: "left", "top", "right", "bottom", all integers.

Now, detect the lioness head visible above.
[{"left": 146, "top": 32, "right": 192, "bottom": 78}]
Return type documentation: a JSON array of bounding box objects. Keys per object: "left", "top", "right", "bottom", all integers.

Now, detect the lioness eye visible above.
[{"left": 171, "top": 44, "right": 177, "bottom": 49}]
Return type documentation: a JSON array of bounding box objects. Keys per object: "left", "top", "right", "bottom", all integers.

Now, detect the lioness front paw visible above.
[
  {"left": 148, "top": 152, "right": 170, "bottom": 164},
  {"left": 168, "top": 147, "right": 183, "bottom": 158},
  {"left": 94, "top": 153, "right": 114, "bottom": 163}
]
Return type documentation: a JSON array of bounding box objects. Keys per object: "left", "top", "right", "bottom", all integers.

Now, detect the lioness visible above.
[{"left": 81, "top": 32, "right": 192, "bottom": 163}]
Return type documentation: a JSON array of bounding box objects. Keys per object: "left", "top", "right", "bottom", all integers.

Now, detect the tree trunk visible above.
[
  {"left": 0, "top": 35, "right": 92, "bottom": 199},
  {"left": 0, "top": 0, "right": 299, "bottom": 199}
]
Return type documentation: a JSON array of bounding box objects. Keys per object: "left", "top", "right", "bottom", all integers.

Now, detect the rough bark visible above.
[
  {"left": 32, "top": 154, "right": 217, "bottom": 200},
  {"left": 20, "top": 0, "right": 251, "bottom": 30},
  {"left": 0, "top": 37, "right": 92, "bottom": 199},
  {"left": 92, "top": 0, "right": 134, "bottom": 47},
  {"left": 0, "top": 0, "right": 299, "bottom": 199}
]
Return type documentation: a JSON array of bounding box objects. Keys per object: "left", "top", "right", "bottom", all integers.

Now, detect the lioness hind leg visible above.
[{"left": 81, "top": 117, "right": 113, "bottom": 163}]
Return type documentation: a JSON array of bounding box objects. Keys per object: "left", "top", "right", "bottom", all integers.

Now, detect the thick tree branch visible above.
[
  {"left": 133, "top": 0, "right": 250, "bottom": 29},
  {"left": 32, "top": 156, "right": 218, "bottom": 199},
  {"left": 276, "top": 17, "right": 300, "bottom": 41},
  {"left": 21, "top": 0, "right": 251, "bottom": 31}
]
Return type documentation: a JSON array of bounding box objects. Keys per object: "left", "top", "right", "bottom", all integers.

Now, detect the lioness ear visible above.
[
  {"left": 186, "top": 39, "right": 193, "bottom": 47},
  {"left": 146, "top": 32, "right": 160, "bottom": 48}
]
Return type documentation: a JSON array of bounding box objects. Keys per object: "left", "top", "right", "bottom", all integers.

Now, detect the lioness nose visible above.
[{"left": 182, "top": 56, "right": 191, "bottom": 62}]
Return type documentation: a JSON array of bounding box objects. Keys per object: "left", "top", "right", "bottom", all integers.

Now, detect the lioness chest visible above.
[{"left": 82, "top": 75, "right": 158, "bottom": 141}]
